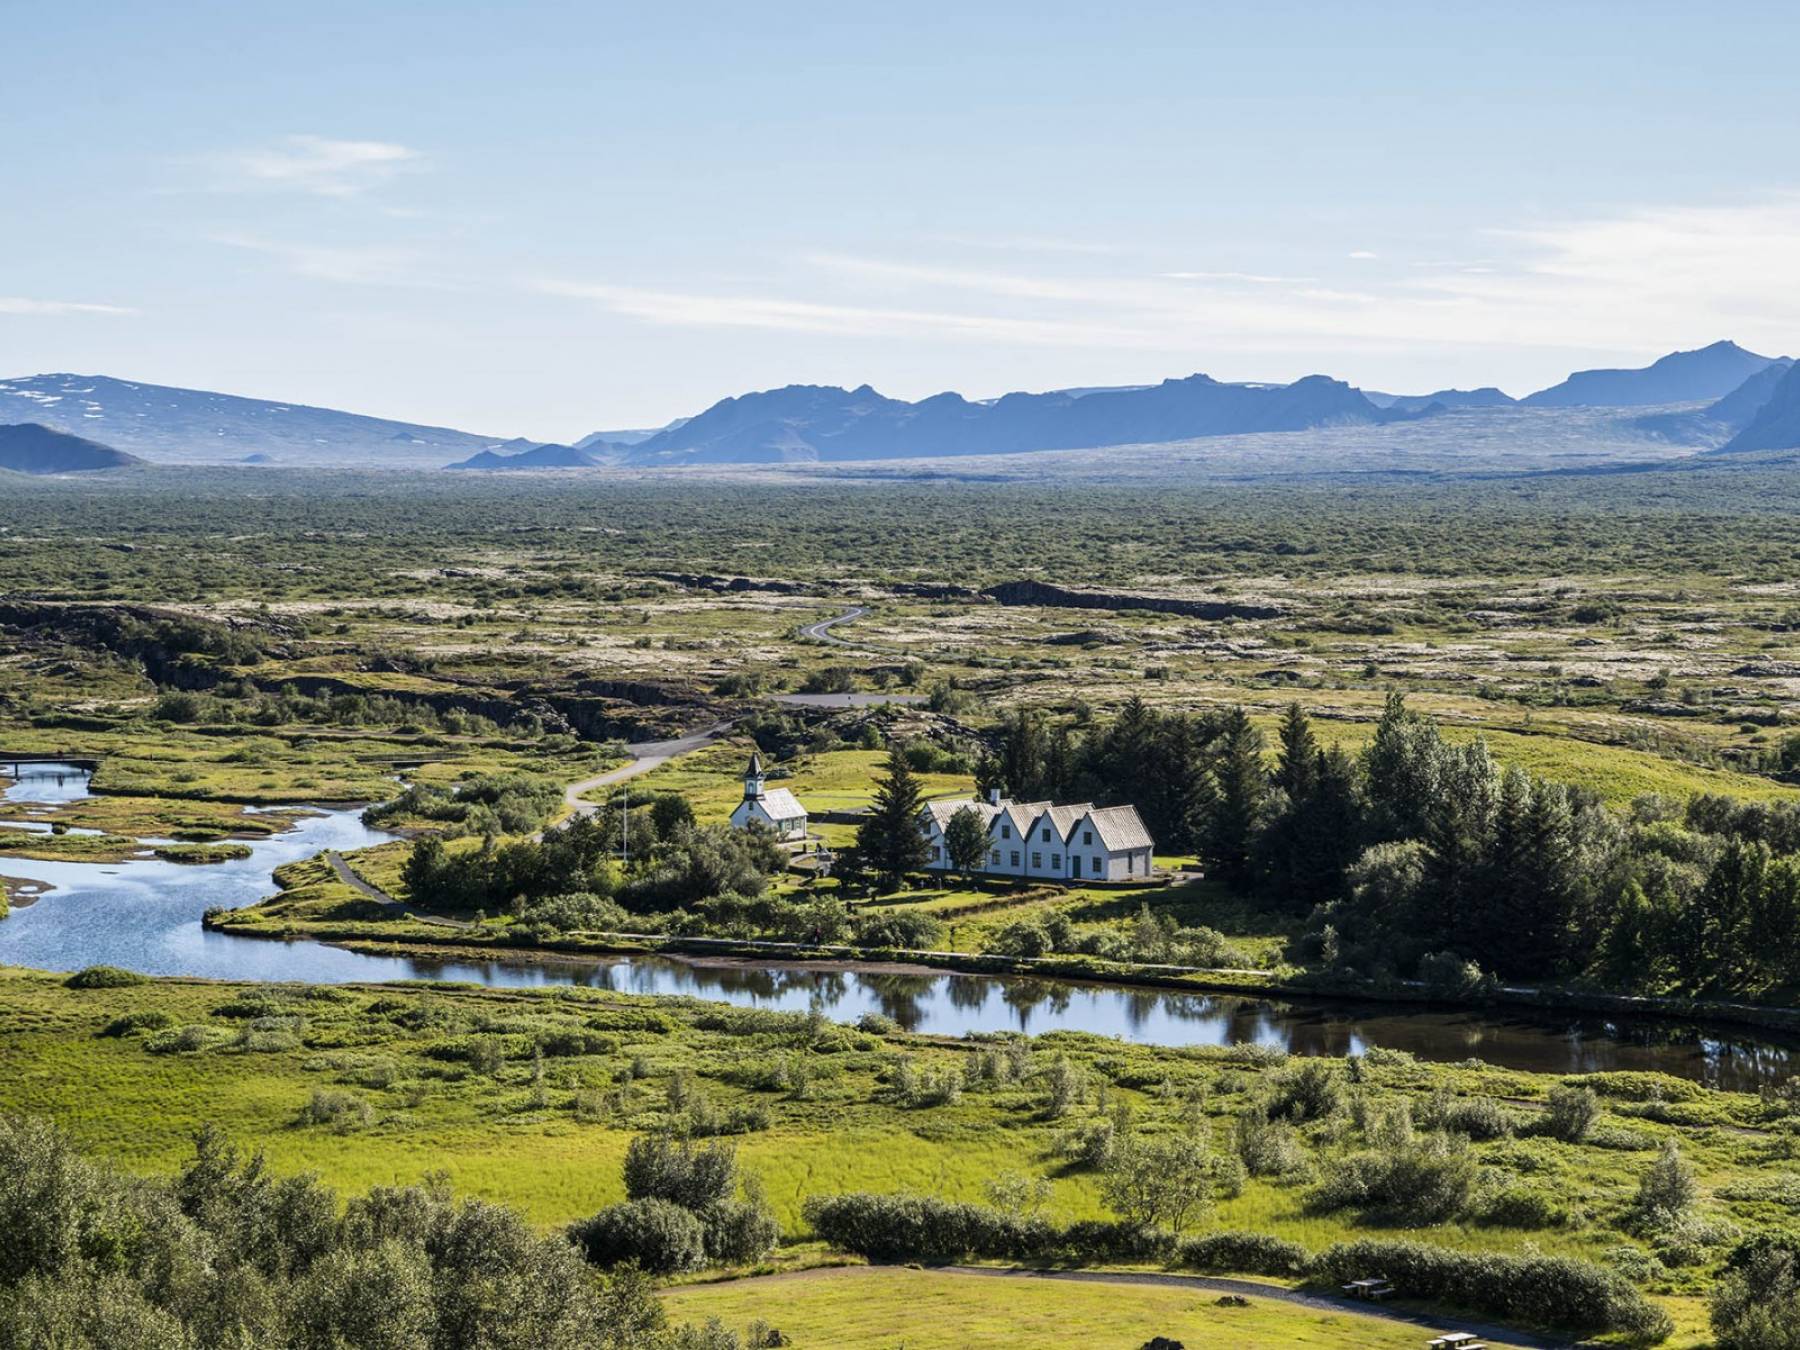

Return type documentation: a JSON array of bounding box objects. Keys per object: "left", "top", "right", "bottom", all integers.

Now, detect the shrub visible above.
[
  {"left": 1418, "top": 1090, "right": 1515, "bottom": 1141},
  {"left": 1309, "top": 1239, "right": 1671, "bottom": 1339},
  {"left": 1543, "top": 1085, "right": 1600, "bottom": 1142},
  {"left": 1309, "top": 1133, "right": 1475, "bottom": 1223},
  {"left": 298, "top": 1089, "right": 374, "bottom": 1133},
  {"left": 852, "top": 911, "right": 944, "bottom": 950},
  {"left": 144, "top": 1024, "right": 232, "bottom": 1055},
  {"left": 1177, "top": 1231, "right": 1308, "bottom": 1276},
  {"left": 1635, "top": 1138, "right": 1699, "bottom": 1220},
  {"left": 802, "top": 1191, "right": 1052, "bottom": 1263},
  {"left": 1264, "top": 1060, "right": 1343, "bottom": 1123},
  {"left": 99, "top": 1010, "right": 176, "bottom": 1037},
  {"left": 1056, "top": 1117, "right": 1117, "bottom": 1171},
  {"left": 1234, "top": 1106, "right": 1309, "bottom": 1177},
  {"left": 1711, "top": 1247, "right": 1800, "bottom": 1349},
  {"left": 856, "top": 1012, "right": 900, "bottom": 1036},
  {"left": 569, "top": 1198, "right": 707, "bottom": 1274},
  {"left": 1478, "top": 1184, "right": 1573, "bottom": 1229},
  {"left": 65, "top": 965, "right": 146, "bottom": 989},
  {"left": 1416, "top": 950, "right": 1493, "bottom": 998}
]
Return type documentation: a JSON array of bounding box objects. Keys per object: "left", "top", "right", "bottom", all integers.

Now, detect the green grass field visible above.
[
  {"left": 0, "top": 964, "right": 1787, "bottom": 1343},
  {"left": 665, "top": 1267, "right": 1534, "bottom": 1349}
]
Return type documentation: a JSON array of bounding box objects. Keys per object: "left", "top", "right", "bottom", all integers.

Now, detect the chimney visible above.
[{"left": 987, "top": 787, "right": 1001, "bottom": 806}]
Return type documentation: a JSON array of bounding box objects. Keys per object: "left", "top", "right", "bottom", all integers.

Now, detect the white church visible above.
[
  {"left": 918, "top": 790, "right": 1155, "bottom": 882},
  {"left": 728, "top": 751, "right": 809, "bottom": 841}
]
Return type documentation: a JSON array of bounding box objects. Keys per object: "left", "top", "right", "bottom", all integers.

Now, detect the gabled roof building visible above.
[{"left": 918, "top": 790, "right": 1155, "bottom": 882}]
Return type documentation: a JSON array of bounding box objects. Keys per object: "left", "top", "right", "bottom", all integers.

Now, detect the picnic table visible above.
[
  {"left": 1426, "top": 1333, "right": 1485, "bottom": 1349},
  {"left": 1341, "top": 1277, "right": 1395, "bottom": 1301}
]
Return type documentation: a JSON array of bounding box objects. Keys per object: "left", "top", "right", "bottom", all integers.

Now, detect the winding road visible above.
[
  {"left": 324, "top": 850, "right": 473, "bottom": 929},
  {"left": 560, "top": 721, "right": 736, "bottom": 818},
  {"left": 797, "top": 605, "right": 870, "bottom": 645}
]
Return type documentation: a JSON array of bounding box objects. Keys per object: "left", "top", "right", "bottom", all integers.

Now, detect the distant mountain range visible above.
[
  {"left": 0, "top": 422, "right": 144, "bottom": 474},
  {"left": 1521, "top": 341, "right": 1777, "bottom": 408},
  {"left": 7, "top": 340, "right": 1799, "bottom": 472},
  {"left": 1365, "top": 387, "right": 1518, "bottom": 414},
  {"left": 621, "top": 373, "right": 1426, "bottom": 465},
  {"left": 0, "top": 374, "right": 510, "bottom": 467}
]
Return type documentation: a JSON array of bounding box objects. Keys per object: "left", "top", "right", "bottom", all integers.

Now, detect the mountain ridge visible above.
[
  {"left": 0, "top": 422, "right": 145, "bottom": 473},
  {"left": 1522, "top": 341, "right": 1776, "bottom": 408},
  {"left": 624, "top": 373, "right": 1427, "bottom": 465},
  {"left": 0, "top": 374, "right": 513, "bottom": 468},
  {"left": 1719, "top": 361, "right": 1800, "bottom": 453}
]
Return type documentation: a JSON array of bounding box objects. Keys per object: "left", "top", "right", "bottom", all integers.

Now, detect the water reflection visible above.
[
  {"left": 1, "top": 780, "right": 1796, "bottom": 1091},
  {"left": 2, "top": 761, "right": 94, "bottom": 804}
]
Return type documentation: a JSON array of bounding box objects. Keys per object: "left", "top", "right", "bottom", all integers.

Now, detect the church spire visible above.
[{"left": 744, "top": 750, "right": 765, "bottom": 799}]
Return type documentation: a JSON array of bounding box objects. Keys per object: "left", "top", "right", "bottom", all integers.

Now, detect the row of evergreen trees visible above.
[{"left": 982, "top": 694, "right": 1800, "bottom": 992}]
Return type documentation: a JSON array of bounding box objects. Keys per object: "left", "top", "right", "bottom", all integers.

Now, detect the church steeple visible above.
[{"left": 744, "top": 751, "right": 765, "bottom": 800}]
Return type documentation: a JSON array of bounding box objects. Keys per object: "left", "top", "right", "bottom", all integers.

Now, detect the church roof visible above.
[
  {"left": 757, "top": 788, "right": 805, "bottom": 820},
  {"left": 747, "top": 751, "right": 763, "bottom": 776}
]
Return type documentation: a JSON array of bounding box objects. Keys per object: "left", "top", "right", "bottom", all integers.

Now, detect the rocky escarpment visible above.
[{"left": 982, "top": 579, "right": 1284, "bottom": 621}]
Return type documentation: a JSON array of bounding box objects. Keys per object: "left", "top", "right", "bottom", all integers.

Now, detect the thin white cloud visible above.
[
  {"left": 1347, "top": 250, "right": 1380, "bottom": 260},
  {"left": 214, "top": 134, "right": 421, "bottom": 197},
  {"left": 534, "top": 280, "right": 1146, "bottom": 346},
  {"left": 540, "top": 193, "right": 1800, "bottom": 368},
  {"left": 1162, "top": 271, "right": 1318, "bottom": 285},
  {"left": 0, "top": 296, "right": 137, "bottom": 316},
  {"left": 211, "top": 232, "right": 424, "bottom": 285}
]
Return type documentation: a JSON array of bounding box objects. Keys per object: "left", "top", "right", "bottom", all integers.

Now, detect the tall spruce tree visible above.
[
  {"left": 1274, "top": 702, "right": 1320, "bottom": 803},
  {"left": 858, "top": 743, "right": 931, "bottom": 891},
  {"left": 1202, "top": 707, "right": 1268, "bottom": 888}
]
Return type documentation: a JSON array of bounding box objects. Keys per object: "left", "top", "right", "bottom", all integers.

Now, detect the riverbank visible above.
[{"left": 205, "top": 893, "right": 1800, "bottom": 1050}]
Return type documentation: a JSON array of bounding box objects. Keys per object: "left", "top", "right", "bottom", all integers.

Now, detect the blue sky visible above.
[{"left": 6, "top": 1, "right": 1800, "bottom": 439}]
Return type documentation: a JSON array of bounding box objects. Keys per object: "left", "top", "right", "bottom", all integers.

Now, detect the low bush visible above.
[
  {"left": 1542, "top": 1085, "right": 1600, "bottom": 1142},
  {"left": 569, "top": 1197, "right": 707, "bottom": 1274},
  {"left": 1309, "top": 1133, "right": 1475, "bottom": 1223},
  {"left": 1177, "top": 1231, "right": 1308, "bottom": 1276},
  {"left": 1308, "top": 1239, "right": 1671, "bottom": 1339},
  {"left": 98, "top": 1009, "right": 176, "bottom": 1037},
  {"left": 1418, "top": 1090, "right": 1515, "bottom": 1141},
  {"left": 65, "top": 965, "right": 146, "bottom": 989}
]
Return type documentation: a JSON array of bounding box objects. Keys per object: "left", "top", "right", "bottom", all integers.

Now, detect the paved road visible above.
[
  {"left": 561, "top": 721, "right": 735, "bottom": 817},
  {"left": 797, "top": 606, "right": 869, "bottom": 645},
  {"left": 324, "top": 850, "right": 472, "bottom": 929},
  {"left": 773, "top": 692, "right": 926, "bottom": 709}
]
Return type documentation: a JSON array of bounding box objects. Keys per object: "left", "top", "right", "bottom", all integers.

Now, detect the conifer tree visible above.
[{"left": 857, "top": 743, "right": 931, "bottom": 891}]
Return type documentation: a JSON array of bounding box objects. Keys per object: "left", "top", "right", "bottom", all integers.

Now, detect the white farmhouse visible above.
[
  {"left": 919, "top": 790, "right": 1154, "bottom": 882},
  {"left": 728, "top": 751, "right": 808, "bottom": 842}
]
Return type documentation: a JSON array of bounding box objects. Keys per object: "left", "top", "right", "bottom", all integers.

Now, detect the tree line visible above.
[{"left": 984, "top": 694, "right": 1800, "bottom": 993}]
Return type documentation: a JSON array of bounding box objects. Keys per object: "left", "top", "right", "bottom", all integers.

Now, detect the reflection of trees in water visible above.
[
  {"left": 411, "top": 954, "right": 1800, "bottom": 1095},
  {"left": 944, "top": 976, "right": 990, "bottom": 1013},
  {"left": 857, "top": 973, "right": 936, "bottom": 1030},
  {"left": 999, "top": 978, "right": 1071, "bottom": 1033}
]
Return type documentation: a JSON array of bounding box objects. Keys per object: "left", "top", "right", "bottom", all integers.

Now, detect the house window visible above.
[
  {"left": 1041, "top": 828, "right": 1051, "bottom": 842},
  {"left": 1050, "top": 853, "right": 1061, "bottom": 869},
  {"left": 1083, "top": 831, "right": 1093, "bottom": 845},
  {"left": 932, "top": 845, "right": 941, "bottom": 861},
  {"left": 1031, "top": 852, "right": 1042, "bottom": 869},
  {"left": 1010, "top": 851, "right": 1020, "bottom": 867},
  {"left": 990, "top": 849, "right": 1000, "bottom": 865},
  {"left": 1001, "top": 824, "right": 1011, "bottom": 838},
  {"left": 1127, "top": 853, "right": 1135, "bottom": 874},
  {"left": 1093, "top": 856, "right": 1102, "bottom": 873}
]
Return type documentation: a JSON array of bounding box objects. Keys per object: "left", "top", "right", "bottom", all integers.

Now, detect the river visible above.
[{"left": 1, "top": 762, "right": 1795, "bottom": 1091}]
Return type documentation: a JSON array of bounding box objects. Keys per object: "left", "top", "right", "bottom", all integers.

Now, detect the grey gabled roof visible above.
[
  {"left": 1083, "top": 804, "right": 1153, "bottom": 852},
  {"left": 757, "top": 787, "right": 805, "bottom": 820},
  {"left": 920, "top": 798, "right": 999, "bottom": 832}
]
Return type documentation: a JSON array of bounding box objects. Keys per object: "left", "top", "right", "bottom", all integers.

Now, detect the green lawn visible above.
[{"left": 666, "top": 1267, "right": 1536, "bottom": 1349}]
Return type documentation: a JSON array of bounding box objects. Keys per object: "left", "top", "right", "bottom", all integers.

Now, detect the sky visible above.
[{"left": 6, "top": 1, "right": 1800, "bottom": 441}]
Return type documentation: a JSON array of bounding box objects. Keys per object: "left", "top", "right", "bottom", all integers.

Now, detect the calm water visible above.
[
  {"left": 3, "top": 765, "right": 1796, "bottom": 1091},
  {"left": 3, "top": 761, "right": 94, "bottom": 803}
]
